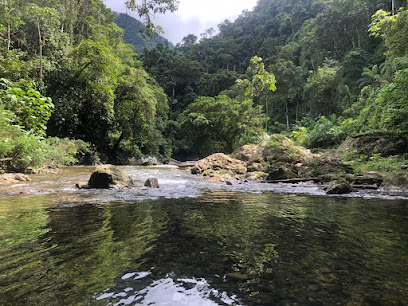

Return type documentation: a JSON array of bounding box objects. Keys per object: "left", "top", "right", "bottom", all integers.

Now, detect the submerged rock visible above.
[
  {"left": 87, "top": 165, "right": 133, "bottom": 189},
  {"left": 326, "top": 180, "right": 353, "bottom": 194},
  {"left": 144, "top": 178, "right": 159, "bottom": 188}
]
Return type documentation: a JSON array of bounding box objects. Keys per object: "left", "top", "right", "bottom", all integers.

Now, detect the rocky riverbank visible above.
[{"left": 189, "top": 134, "right": 408, "bottom": 194}]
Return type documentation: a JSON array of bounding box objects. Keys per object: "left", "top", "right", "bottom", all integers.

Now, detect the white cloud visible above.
[{"left": 104, "top": 0, "right": 257, "bottom": 44}]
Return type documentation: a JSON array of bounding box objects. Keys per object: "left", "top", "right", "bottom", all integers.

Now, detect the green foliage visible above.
[
  {"left": 0, "top": 78, "right": 53, "bottom": 136},
  {"left": 347, "top": 153, "right": 408, "bottom": 176},
  {"left": 236, "top": 56, "right": 277, "bottom": 101},
  {"left": 369, "top": 8, "right": 408, "bottom": 57},
  {"left": 303, "top": 63, "right": 343, "bottom": 117},
  {"left": 177, "top": 95, "right": 263, "bottom": 156},
  {"left": 44, "top": 138, "right": 91, "bottom": 166},
  {"left": 0, "top": 105, "right": 91, "bottom": 171},
  {"left": 125, "top": 0, "right": 179, "bottom": 33},
  {"left": 291, "top": 115, "right": 346, "bottom": 149}
]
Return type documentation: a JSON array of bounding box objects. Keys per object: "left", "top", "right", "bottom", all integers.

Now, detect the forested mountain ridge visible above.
[
  {"left": 142, "top": 0, "right": 408, "bottom": 158},
  {"left": 114, "top": 12, "right": 172, "bottom": 54}
]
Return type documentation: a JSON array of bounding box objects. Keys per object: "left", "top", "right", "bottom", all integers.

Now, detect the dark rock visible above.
[
  {"left": 144, "top": 177, "right": 159, "bottom": 188},
  {"left": 88, "top": 165, "right": 133, "bottom": 189},
  {"left": 267, "top": 164, "right": 298, "bottom": 180},
  {"left": 326, "top": 180, "right": 353, "bottom": 194},
  {"left": 353, "top": 172, "right": 383, "bottom": 186}
]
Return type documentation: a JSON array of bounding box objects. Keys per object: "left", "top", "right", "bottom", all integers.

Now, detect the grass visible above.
[{"left": 343, "top": 151, "right": 408, "bottom": 177}]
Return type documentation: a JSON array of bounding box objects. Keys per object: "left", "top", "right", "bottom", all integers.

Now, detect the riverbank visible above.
[{"left": 188, "top": 134, "right": 408, "bottom": 194}]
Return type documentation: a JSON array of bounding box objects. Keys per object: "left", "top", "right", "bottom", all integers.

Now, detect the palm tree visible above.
[{"left": 357, "top": 64, "right": 381, "bottom": 90}]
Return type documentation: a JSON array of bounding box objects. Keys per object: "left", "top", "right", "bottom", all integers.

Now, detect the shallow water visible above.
[{"left": 0, "top": 166, "right": 407, "bottom": 305}]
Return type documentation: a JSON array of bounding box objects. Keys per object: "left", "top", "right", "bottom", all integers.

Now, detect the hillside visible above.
[{"left": 114, "top": 12, "right": 172, "bottom": 53}]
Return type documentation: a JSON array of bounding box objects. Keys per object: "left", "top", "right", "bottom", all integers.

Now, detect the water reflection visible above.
[{"left": 0, "top": 168, "right": 408, "bottom": 305}]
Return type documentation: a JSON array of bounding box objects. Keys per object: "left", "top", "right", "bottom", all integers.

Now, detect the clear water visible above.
[{"left": 0, "top": 166, "right": 407, "bottom": 305}]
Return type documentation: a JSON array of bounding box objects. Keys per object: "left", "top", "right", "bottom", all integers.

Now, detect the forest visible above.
[{"left": 1, "top": 0, "right": 408, "bottom": 171}]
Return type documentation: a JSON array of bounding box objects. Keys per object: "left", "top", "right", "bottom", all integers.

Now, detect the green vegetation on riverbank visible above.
[{"left": 1, "top": 0, "right": 408, "bottom": 177}]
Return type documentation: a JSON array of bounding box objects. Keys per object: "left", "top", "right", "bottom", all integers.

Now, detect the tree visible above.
[
  {"left": 270, "top": 60, "right": 304, "bottom": 130},
  {"left": 236, "top": 56, "right": 277, "bottom": 130},
  {"left": 29, "top": 4, "right": 60, "bottom": 84},
  {"left": 369, "top": 8, "right": 408, "bottom": 57},
  {"left": 177, "top": 95, "right": 263, "bottom": 156},
  {"left": 0, "top": 78, "right": 53, "bottom": 136},
  {"left": 303, "top": 64, "right": 343, "bottom": 117},
  {"left": 357, "top": 64, "right": 383, "bottom": 90},
  {"left": 125, "top": 0, "right": 179, "bottom": 33}
]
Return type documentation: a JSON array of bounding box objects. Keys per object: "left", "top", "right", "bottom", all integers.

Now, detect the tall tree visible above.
[{"left": 236, "top": 56, "right": 277, "bottom": 130}]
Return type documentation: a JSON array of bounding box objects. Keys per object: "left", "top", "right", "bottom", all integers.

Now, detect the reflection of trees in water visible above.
[
  {"left": 1, "top": 193, "right": 407, "bottom": 305},
  {"left": 1, "top": 201, "right": 169, "bottom": 305}
]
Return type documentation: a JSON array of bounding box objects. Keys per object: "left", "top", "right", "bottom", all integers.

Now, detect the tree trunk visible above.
[
  {"left": 7, "top": 22, "right": 11, "bottom": 53},
  {"left": 113, "top": 131, "right": 126, "bottom": 157},
  {"left": 296, "top": 99, "right": 299, "bottom": 122},
  {"left": 285, "top": 98, "right": 290, "bottom": 130},
  {"left": 265, "top": 94, "right": 269, "bottom": 132},
  {"left": 392, "top": 0, "right": 395, "bottom": 15},
  {"left": 356, "top": 27, "right": 361, "bottom": 48},
  {"left": 37, "top": 18, "right": 43, "bottom": 83}
]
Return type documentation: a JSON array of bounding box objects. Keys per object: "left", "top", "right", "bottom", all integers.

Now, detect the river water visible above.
[{"left": 0, "top": 166, "right": 407, "bottom": 305}]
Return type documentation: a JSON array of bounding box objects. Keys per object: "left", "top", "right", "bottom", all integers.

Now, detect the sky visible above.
[{"left": 104, "top": 0, "right": 258, "bottom": 44}]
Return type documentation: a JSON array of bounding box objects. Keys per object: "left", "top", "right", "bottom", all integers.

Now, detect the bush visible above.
[
  {"left": 0, "top": 106, "right": 92, "bottom": 171},
  {"left": 290, "top": 116, "right": 346, "bottom": 149},
  {"left": 45, "top": 137, "right": 91, "bottom": 166}
]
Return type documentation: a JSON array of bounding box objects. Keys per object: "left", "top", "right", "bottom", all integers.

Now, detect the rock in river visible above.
[
  {"left": 87, "top": 165, "right": 133, "bottom": 189},
  {"left": 326, "top": 179, "right": 353, "bottom": 194},
  {"left": 144, "top": 178, "right": 159, "bottom": 188}
]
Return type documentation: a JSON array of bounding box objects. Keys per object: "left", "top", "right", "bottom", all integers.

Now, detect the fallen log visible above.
[
  {"left": 265, "top": 177, "right": 323, "bottom": 184},
  {"left": 0, "top": 158, "right": 12, "bottom": 162},
  {"left": 351, "top": 184, "right": 379, "bottom": 190}
]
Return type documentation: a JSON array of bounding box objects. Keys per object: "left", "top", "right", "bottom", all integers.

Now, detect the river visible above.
[{"left": 0, "top": 166, "right": 407, "bottom": 305}]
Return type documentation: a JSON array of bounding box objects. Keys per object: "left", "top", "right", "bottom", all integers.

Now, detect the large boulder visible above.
[
  {"left": 267, "top": 163, "right": 298, "bottom": 180},
  {"left": 191, "top": 153, "right": 247, "bottom": 177},
  {"left": 301, "top": 152, "right": 354, "bottom": 179},
  {"left": 88, "top": 165, "right": 133, "bottom": 189},
  {"left": 340, "top": 131, "right": 408, "bottom": 157}
]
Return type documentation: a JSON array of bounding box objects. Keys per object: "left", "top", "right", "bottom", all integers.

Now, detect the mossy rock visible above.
[
  {"left": 340, "top": 131, "right": 408, "bottom": 157},
  {"left": 191, "top": 153, "right": 247, "bottom": 176},
  {"left": 326, "top": 179, "right": 353, "bottom": 194},
  {"left": 304, "top": 152, "right": 354, "bottom": 177}
]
